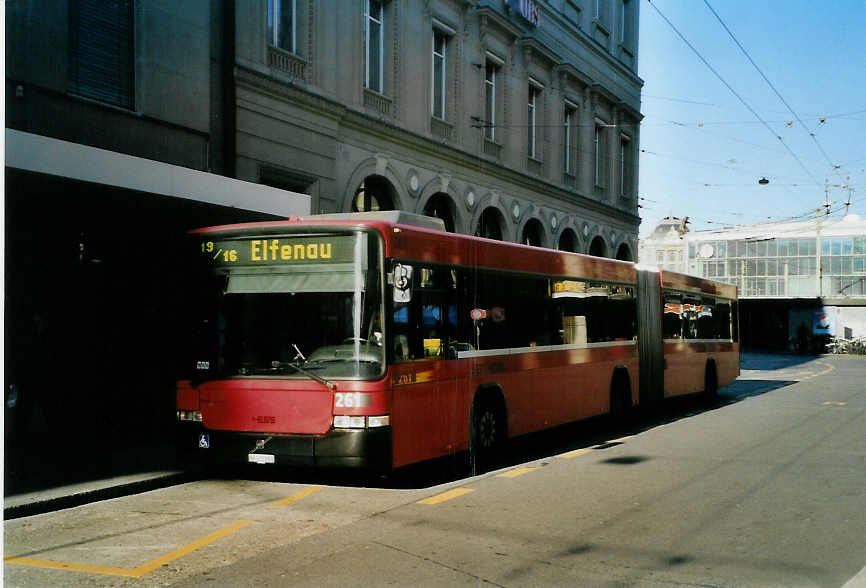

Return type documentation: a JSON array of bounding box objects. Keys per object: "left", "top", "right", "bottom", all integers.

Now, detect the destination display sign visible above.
[{"left": 200, "top": 235, "right": 357, "bottom": 267}]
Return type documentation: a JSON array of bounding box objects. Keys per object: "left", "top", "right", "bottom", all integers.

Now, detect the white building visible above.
[
  {"left": 640, "top": 214, "right": 866, "bottom": 350},
  {"left": 638, "top": 216, "right": 688, "bottom": 273}
]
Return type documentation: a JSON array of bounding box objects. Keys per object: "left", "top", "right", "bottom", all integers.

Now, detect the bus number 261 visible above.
[{"left": 335, "top": 392, "right": 369, "bottom": 408}]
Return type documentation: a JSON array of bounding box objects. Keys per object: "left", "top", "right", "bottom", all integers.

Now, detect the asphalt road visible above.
[{"left": 4, "top": 353, "right": 865, "bottom": 587}]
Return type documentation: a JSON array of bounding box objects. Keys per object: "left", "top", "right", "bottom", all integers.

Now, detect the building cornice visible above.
[
  {"left": 555, "top": 62, "right": 592, "bottom": 90},
  {"left": 476, "top": 6, "right": 523, "bottom": 44},
  {"left": 520, "top": 36, "right": 561, "bottom": 68},
  {"left": 538, "top": 1, "right": 643, "bottom": 87}
]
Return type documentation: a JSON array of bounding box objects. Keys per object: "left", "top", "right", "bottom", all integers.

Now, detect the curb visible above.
[{"left": 4, "top": 471, "right": 193, "bottom": 520}]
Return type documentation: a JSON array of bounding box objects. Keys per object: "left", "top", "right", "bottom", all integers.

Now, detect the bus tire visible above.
[
  {"left": 703, "top": 360, "right": 718, "bottom": 401},
  {"left": 610, "top": 369, "right": 632, "bottom": 427},
  {"left": 470, "top": 392, "right": 505, "bottom": 476}
]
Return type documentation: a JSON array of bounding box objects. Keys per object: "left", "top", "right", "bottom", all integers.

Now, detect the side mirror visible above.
[{"left": 393, "top": 264, "right": 413, "bottom": 303}]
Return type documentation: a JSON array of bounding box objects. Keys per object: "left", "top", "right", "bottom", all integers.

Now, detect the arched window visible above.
[
  {"left": 557, "top": 228, "right": 578, "bottom": 252},
  {"left": 475, "top": 207, "right": 505, "bottom": 241},
  {"left": 616, "top": 243, "right": 633, "bottom": 261},
  {"left": 521, "top": 219, "right": 544, "bottom": 247},
  {"left": 422, "top": 193, "right": 456, "bottom": 232},
  {"left": 589, "top": 236, "right": 608, "bottom": 257},
  {"left": 352, "top": 175, "right": 396, "bottom": 212}
]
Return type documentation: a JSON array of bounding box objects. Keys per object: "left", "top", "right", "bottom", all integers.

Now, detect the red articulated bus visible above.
[{"left": 176, "top": 211, "right": 739, "bottom": 473}]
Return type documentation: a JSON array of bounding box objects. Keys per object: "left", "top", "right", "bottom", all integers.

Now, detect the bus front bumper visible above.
[{"left": 177, "top": 424, "right": 392, "bottom": 471}]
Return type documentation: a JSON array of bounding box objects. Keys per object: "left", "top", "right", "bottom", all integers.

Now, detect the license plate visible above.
[{"left": 248, "top": 453, "right": 275, "bottom": 465}]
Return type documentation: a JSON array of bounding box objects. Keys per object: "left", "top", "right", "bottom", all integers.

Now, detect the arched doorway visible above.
[
  {"left": 422, "top": 192, "right": 456, "bottom": 232},
  {"left": 521, "top": 218, "right": 544, "bottom": 247},
  {"left": 352, "top": 175, "right": 396, "bottom": 212},
  {"left": 475, "top": 207, "right": 505, "bottom": 241},
  {"left": 615, "top": 243, "right": 633, "bottom": 261},
  {"left": 557, "top": 228, "right": 578, "bottom": 252},
  {"left": 589, "top": 236, "right": 608, "bottom": 257}
]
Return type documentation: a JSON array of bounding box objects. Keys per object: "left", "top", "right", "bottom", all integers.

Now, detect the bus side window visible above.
[
  {"left": 421, "top": 303, "right": 443, "bottom": 358},
  {"left": 391, "top": 303, "right": 414, "bottom": 362},
  {"left": 683, "top": 296, "right": 701, "bottom": 339},
  {"left": 715, "top": 301, "right": 732, "bottom": 339},
  {"left": 663, "top": 292, "right": 683, "bottom": 339},
  {"left": 697, "top": 298, "right": 715, "bottom": 338},
  {"left": 392, "top": 265, "right": 457, "bottom": 361}
]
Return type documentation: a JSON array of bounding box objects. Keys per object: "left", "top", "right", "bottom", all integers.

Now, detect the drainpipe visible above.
[{"left": 223, "top": 0, "right": 236, "bottom": 178}]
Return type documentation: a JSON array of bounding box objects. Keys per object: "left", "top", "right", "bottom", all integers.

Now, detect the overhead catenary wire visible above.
[
  {"left": 646, "top": 0, "right": 823, "bottom": 187},
  {"left": 702, "top": 0, "right": 838, "bottom": 173}
]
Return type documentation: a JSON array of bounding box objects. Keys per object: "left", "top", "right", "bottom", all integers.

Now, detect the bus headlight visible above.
[
  {"left": 333, "top": 416, "right": 366, "bottom": 429},
  {"left": 177, "top": 410, "right": 202, "bottom": 422},
  {"left": 367, "top": 415, "right": 390, "bottom": 428},
  {"left": 333, "top": 415, "right": 390, "bottom": 429}
]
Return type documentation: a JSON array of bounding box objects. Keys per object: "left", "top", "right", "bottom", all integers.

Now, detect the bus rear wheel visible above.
[
  {"left": 704, "top": 361, "right": 718, "bottom": 401},
  {"left": 470, "top": 397, "right": 504, "bottom": 475},
  {"left": 610, "top": 371, "right": 632, "bottom": 429}
]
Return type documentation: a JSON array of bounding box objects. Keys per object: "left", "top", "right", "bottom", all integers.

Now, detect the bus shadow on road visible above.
[{"left": 718, "top": 379, "right": 798, "bottom": 402}]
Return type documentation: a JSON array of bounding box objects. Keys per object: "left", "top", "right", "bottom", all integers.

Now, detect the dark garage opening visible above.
[{"left": 4, "top": 169, "right": 280, "bottom": 493}]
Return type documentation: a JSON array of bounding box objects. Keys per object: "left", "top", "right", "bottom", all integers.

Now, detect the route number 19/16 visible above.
[{"left": 202, "top": 241, "right": 238, "bottom": 262}]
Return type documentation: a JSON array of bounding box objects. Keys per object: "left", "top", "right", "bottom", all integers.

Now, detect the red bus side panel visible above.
[
  {"left": 663, "top": 341, "right": 738, "bottom": 397},
  {"left": 389, "top": 360, "right": 470, "bottom": 468}
]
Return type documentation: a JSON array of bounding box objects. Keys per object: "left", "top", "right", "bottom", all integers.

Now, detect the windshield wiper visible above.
[{"left": 277, "top": 360, "right": 336, "bottom": 390}]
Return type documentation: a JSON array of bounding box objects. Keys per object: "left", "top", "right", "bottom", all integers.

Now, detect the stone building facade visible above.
[{"left": 233, "top": 0, "right": 643, "bottom": 258}]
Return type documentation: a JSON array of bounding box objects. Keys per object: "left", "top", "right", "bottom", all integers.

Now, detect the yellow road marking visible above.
[
  {"left": 822, "top": 401, "right": 847, "bottom": 407},
  {"left": 605, "top": 435, "right": 632, "bottom": 444},
  {"left": 497, "top": 467, "right": 536, "bottom": 478},
  {"left": 4, "top": 519, "right": 253, "bottom": 578},
  {"left": 417, "top": 488, "right": 474, "bottom": 505},
  {"left": 2, "top": 557, "right": 139, "bottom": 578},
  {"left": 271, "top": 485, "right": 323, "bottom": 508},
  {"left": 132, "top": 520, "right": 252, "bottom": 576},
  {"left": 558, "top": 448, "right": 592, "bottom": 459},
  {"left": 804, "top": 362, "right": 835, "bottom": 380}
]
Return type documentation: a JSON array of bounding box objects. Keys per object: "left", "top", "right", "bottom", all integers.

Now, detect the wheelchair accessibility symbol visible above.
[{"left": 198, "top": 434, "right": 210, "bottom": 449}]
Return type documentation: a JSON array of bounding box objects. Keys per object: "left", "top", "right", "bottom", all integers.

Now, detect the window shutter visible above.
[{"left": 69, "top": 0, "right": 134, "bottom": 109}]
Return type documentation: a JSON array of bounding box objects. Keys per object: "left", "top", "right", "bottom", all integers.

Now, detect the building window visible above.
[
  {"left": 594, "top": 121, "right": 608, "bottom": 187},
  {"left": 564, "top": 105, "right": 577, "bottom": 175},
  {"left": 619, "top": 0, "right": 629, "bottom": 44},
  {"left": 365, "top": 0, "right": 384, "bottom": 93},
  {"left": 565, "top": 0, "right": 581, "bottom": 26},
  {"left": 484, "top": 62, "right": 498, "bottom": 141},
  {"left": 268, "top": 0, "right": 295, "bottom": 53},
  {"left": 619, "top": 134, "right": 633, "bottom": 197},
  {"left": 68, "top": 0, "right": 134, "bottom": 110},
  {"left": 594, "top": 0, "right": 609, "bottom": 24},
  {"left": 528, "top": 85, "right": 539, "bottom": 159},
  {"left": 432, "top": 30, "right": 447, "bottom": 119}
]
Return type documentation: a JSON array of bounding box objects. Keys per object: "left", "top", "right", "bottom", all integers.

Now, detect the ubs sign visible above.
[{"left": 506, "top": 0, "right": 540, "bottom": 26}]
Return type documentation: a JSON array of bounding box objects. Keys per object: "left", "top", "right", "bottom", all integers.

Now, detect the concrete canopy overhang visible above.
[{"left": 5, "top": 129, "right": 311, "bottom": 217}]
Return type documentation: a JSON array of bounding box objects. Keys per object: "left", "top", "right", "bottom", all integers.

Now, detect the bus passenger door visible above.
[{"left": 389, "top": 264, "right": 461, "bottom": 467}]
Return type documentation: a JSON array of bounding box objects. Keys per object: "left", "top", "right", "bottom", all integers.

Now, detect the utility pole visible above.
[
  {"left": 816, "top": 207, "right": 823, "bottom": 298},
  {"left": 844, "top": 175, "right": 852, "bottom": 215},
  {"left": 824, "top": 178, "right": 831, "bottom": 216}
]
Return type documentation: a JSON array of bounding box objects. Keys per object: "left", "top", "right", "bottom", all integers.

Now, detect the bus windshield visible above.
[{"left": 192, "top": 231, "right": 385, "bottom": 381}]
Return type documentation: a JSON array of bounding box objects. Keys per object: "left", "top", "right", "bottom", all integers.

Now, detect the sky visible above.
[{"left": 636, "top": 0, "right": 865, "bottom": 237}]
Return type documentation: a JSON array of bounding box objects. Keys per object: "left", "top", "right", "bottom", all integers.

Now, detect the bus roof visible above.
[{"left": 191, "top": 212, "right": 735, "bottom": 297}]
